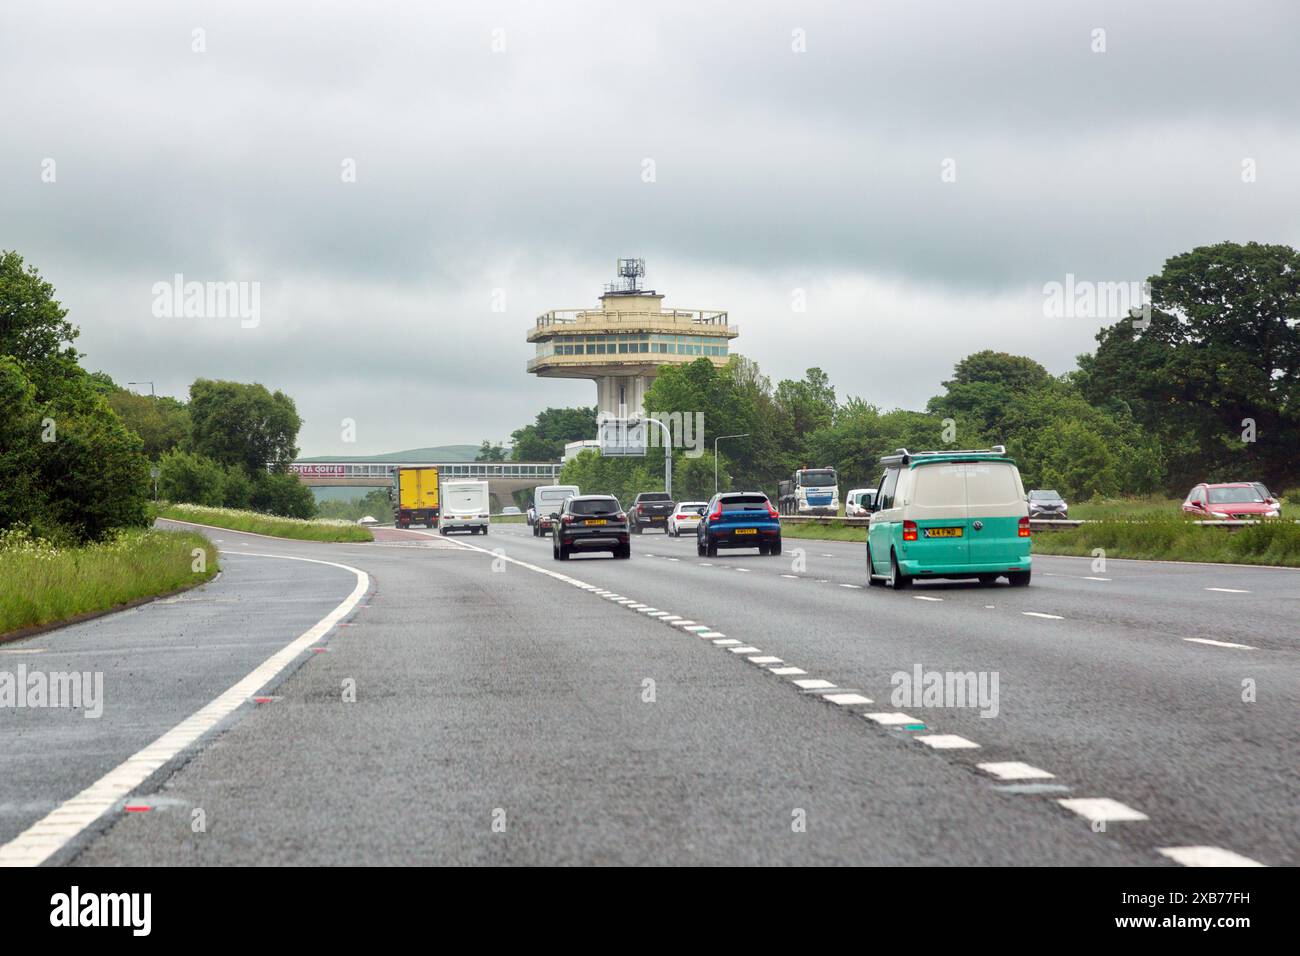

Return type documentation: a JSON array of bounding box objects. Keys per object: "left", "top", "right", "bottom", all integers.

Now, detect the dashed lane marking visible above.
[
  {"left": 748, "top": 656, "right": 783, "bottom": 665},
  {"left": 1205, "top": 587, "right": 1251, "bottom": 594},
  {"left": 1157, "top": 846, "right": 1265, "bottom": 867},
  {"left": 839, "top": 583, "right": 863, "bottom": 589},
  {"left": 713, "top": 639, "right": 742, "bottom": 646},
  {"left": 768, "top": 666, "right": 806, "bottom": 676},
  {"left": 697, "top": 631, "right": 726, "bottom": 638},
  {"left": 823, "top": 693, "right": 873, "bottom": 706},
  {"left": 728, "top": 646, "right": 762, "bottom": 654},
  {"left": 864, "top": 712, "right": 923, "bottom": 726},
  {"left": 792, "top": 679, "right": 836, "bottom": 690},
  {"left": 1082, "top": 577, "right": 1110, "bottom": 582},
  {"left": 1022, "top": 612, "right": 1064, "bottom": 620},
  {"left": 1057, "top": 798, "right": 1148, "bottom": 823},
  {"left": 916, "top": 735, "right": 980, "bottom": 750},
  {"left": 1183, "top": 637, "right": 1255, "bottom": 650},
  {"left": 913, "top": 595, "right": 943, "bottom": 602},
  {"left": 977, "top": 761, "right": 1056, "bottom": 781}
]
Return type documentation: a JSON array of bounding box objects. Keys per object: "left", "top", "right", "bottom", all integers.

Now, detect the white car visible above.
[
  {"left": 501, "top": 506, "right": 522, "bottom": 515},
  {"left": 845, "top": 488, "right": 877, "bottom": 517},
  {"left": 667, "top": 501, "right": 709, "bottom": 537}
]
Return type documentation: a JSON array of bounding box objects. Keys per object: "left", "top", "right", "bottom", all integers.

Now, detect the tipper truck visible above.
[{"left": 393, "top": 466, "right": 439, "bottom": 528}]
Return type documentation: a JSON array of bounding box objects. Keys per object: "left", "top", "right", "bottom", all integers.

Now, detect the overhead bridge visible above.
[{"left": 290, "top": 460, "right": 564, "bottom": 507}]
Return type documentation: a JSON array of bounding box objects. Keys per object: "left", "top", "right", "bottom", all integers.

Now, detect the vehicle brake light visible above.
[
  {"left": 903, "top": 520, "right": 918, "bottom": 541},
  {"left": 615, "top": 512, "right": 627, "bottom": 522},
  {"left": 637, "top": 505, "right": 645, "bottom": 513},
  {"left": 710, "top": 504, "right": 723, "bottom": 521},
  {"left": 766, "top": 503, "right": 779, "bottom": 519},
  {"left": 561, "top": 514, "right": 575, "bottom": 525},
  {"left": 1018, "top": 517, "right": 1031, "bottom": 538}
]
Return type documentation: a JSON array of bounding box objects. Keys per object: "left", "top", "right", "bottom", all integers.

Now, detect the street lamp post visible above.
[
  {"left": 714, "top": 433, "right": 749, "bottom": 494},
  {"left": 128, "top": 381, "right": 156, "bottom": 398}
]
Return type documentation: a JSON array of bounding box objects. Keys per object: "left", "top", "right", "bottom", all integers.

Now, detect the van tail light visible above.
[
  {"left": 902, "top": 520, "right": 918, "bottom": 541},
  {"left": 1018, "top": 517, "right": 1031, "bottom": 538}
]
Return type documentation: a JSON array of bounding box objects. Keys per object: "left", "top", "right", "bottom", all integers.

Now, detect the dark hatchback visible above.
[
  {"left": 552, "top": 495, "right": 631, "bottom": 560},
  {"left": 697, "top": 492, "right": 782, "bottom": 556}
]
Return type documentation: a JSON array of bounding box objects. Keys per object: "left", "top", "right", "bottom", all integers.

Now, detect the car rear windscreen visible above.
[
  {"left": 721, "top": 495, "right": 769, "bottom": 511},
  {"left": 569, "top": 498, "right": 619, "bottom": 515}
]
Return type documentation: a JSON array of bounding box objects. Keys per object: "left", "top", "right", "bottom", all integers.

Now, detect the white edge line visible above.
[{"left": 0, "top": 551, "right": 369, "bottom": 867}]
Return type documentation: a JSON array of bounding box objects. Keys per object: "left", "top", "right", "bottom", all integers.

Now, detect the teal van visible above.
[{"left": 865, "top": 446, "right": 1031, "bottom": 588}]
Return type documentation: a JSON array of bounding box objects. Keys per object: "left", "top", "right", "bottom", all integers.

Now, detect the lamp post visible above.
[
  {"left": 714, "top": 433, "right": 748, "bottom": 494},
  {"left": 128, "top": 381, "right": 156, "bottom": 398}
]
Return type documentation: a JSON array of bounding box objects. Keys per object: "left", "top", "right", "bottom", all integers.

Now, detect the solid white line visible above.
[
  {"left": 1022, "top": 612, "right": 1064, "bottom": 620},
  {"left": 1057, "top": 798, "right": 1148, "bottom": 822},
  {"left": 1205, "top": 587, "right": 1251, "bottom": 593},
  {"left": 977, "top": 761, "right": 1055, "bottom": 780},
  {"left": 1183, "top": 637, "right": 1255, "bottom": 650},
  {"left": 1157, "top": 846, "right": 1265, "bottom": 867},
  {"left": 0, "top": 551, "right": 369, "bottom": 867},
  {"left": 915, "top": 734, "right": 980, "bottom": 750}
]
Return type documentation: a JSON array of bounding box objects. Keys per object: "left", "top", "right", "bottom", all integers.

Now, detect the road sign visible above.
[{"left": 598, "top": 418, "right": 646, "bottom": 457}]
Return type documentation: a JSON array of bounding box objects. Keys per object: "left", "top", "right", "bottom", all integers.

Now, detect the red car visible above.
[{"left": 1182, "top": 483, "right": 1281, "bottom": 519}]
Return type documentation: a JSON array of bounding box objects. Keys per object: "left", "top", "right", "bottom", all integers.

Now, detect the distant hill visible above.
[{"left": 297, "top": 444, "right": 484, "bottom": 463}]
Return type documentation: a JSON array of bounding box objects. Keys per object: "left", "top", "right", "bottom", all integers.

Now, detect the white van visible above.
[
  {"left": 532, "top": 484, "right": 580, "bottom": 537},
  {"left": 439, "top": 479, "right": 491, "bottom": 535}
]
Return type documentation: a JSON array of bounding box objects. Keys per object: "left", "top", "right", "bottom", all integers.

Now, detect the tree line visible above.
[
  {"left": 1, "top": 251, "right": 315, "bottom": 544},
  {"left": 505, "top": 241, "right": 1299, "bottom": 504}
]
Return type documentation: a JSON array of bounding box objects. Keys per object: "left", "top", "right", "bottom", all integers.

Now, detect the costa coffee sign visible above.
[{"left": 290, "top": 464, "right": 347, "bottom": 477}]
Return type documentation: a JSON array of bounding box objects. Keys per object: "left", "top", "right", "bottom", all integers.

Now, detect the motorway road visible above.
[{"left": 1, "top": 519, "right": 1295, "bottom": 866}]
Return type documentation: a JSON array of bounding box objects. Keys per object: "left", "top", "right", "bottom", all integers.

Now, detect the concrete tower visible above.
[{"left": 526, "top": 259, "right": 738, "bottom": 417}]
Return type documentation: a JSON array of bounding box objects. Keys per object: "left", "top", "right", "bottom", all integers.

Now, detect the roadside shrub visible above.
[
  {"left": 251, "top": 471, "right": 316, "bottom": 519},
  {"left": 157, "top": 449, "right": 225, "bottom": 507}
]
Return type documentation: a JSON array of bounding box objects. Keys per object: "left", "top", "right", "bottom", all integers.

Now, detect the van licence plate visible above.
[
  {"left": 925, "top": 527, "right": 963, "bottom": 538},
  {"left": 734, "top": 528, "right": 757, "bottom": 535}
]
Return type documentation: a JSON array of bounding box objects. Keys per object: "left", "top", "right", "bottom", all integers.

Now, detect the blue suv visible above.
[{"left": 697, "top": 492, "right": 782, "bottom": 557}]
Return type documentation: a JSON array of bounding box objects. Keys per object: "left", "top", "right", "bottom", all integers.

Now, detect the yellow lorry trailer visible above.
[{"left": 393, "top": 466, "right": 440, "bottom": 528}]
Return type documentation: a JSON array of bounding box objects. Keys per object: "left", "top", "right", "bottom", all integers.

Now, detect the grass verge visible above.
[
  {"left": 778, "top": 521, "right": 866, "bottom": 542},
  {"left": 1031, "top": 517, "right": 1300, "bottom": 566},
  {"left": 0, "top": 528, "right": 220, "bottom": 639},
  {"left": 159, "top": 503, "right": 374, "bottom": 542}
]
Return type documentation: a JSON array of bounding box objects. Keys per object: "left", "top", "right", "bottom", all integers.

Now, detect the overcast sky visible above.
[{"left": 3, "top": 0, "right": 1298, "bottom": 456}]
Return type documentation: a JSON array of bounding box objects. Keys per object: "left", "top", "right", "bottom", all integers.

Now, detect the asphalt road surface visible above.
[{"left": 2, "top": 519, "right": 1294, "bottom": 866}]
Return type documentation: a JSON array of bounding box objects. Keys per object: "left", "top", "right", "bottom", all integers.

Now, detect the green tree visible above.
[
  {"left": 188, "top": 379, "right": 302, "bottom": 476},
  {"left": 510, "top": 407, "right": 597, "bottom": 461},
  {"left": 476, "top": 439, "right": 507, "bottom": 461},
  {"left": 0, "top": 250, "right": 82, "bottom": 398},
  {"left": 157, "top": 449, "right": 225, "bottom": 507},
  {"left": 250, "top": 471, "right": 316, "bottom": 518}
]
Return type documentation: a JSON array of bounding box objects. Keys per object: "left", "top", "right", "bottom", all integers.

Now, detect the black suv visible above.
[
  {"left": 551, "top": 495, "right": 631, "bottom": 560},
  {"left": 630, "top": 492, "right": 675, "bottom": 533}
]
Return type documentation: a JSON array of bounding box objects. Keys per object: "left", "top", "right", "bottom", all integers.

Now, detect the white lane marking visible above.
[
  {"left": 672, "top": 620, "right": 697, "bottom": 627},
  {"left": 1022, "top": 612, "right": 1064, "bottom": 620},
  {"left": 748, "top": 656, "right": 783, "bottom": 664},
  {"left": 1082, "top": 576, "right": 1110, "bottom": 582},
  {"left": 823, "top": 693, "right": 873, "bottom": 706},
  {"left": 713, "top": 639, "right": 742, "bottom": 646},
  {"left": 913, "top": 595, "right": 943, "bottom": 602},
  {"left": 769, "top": 666, "right": 806, "bottom": 676},
  {"left": 1057, "top": 798, "right": 1148, "bottom": 823},
  {"left": 977, "top": 761, "right": 1056, "bottom": 781},
  {"left": 839, "top": 583, "right": 862, "bottom": 589},
  {"left": 0, "top": 551, "right": 369, "bottom": 868},
  {"left": 792, "top": 679, "right": 836, "bottom": 690},
  {"left": 638, "top": 607, "right": 660, "bottom": 614},
  {"left": 864, "top": 712, "right": 923, "bottom": 725},
  {"left": 697, "top": 631, "right": 726, "bottom": 638},
  {"left": 684, "top": 625, "right": 711, "bottom": 632},
  {"left": 984, "top": 605, "right": 995, "bottom": 608},
  {"left": 667, "top": 558, "right": 680, "bottom": 562},
  {"left": 1205, "top": 587, "right": 1251, "bottom": 594},
  {"left": 659, "top": 615, "right": 682, "bottom": 622},
  {"left": 821, "top": 553, "right": 835, "bottom": 557},
  {"left": 1183, "top": 637, "right": 1255, "bottom": 650},
  {"left": 1157, "top": 846, "right": 1265, "bottom": 867},
  {"left": 734, "top": 568, "right": 751, "bottom": 573},
  {"left": 916, "top": 735, "right": 980, "bottom": 750},
  {"left": 0, "top": 648, "right": 46, "bottom": 654},
  {"left": 697, "top": 562, "right": 713, "bottom": 566},
  {"left": 728, "top": 646, "right": 762, "bottom": 654},
  {"left": 780, "top": 574, "right": 799, "bottom": 579}
]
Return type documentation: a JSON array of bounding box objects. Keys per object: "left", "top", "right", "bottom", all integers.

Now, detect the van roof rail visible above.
[{"left": 879, "top": 445, "right": 1008, "bottom": 466}]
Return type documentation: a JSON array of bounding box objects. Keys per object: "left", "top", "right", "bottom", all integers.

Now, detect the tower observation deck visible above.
[{"left": 526, "top": 259, "right": 739, "bottom": 417}]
